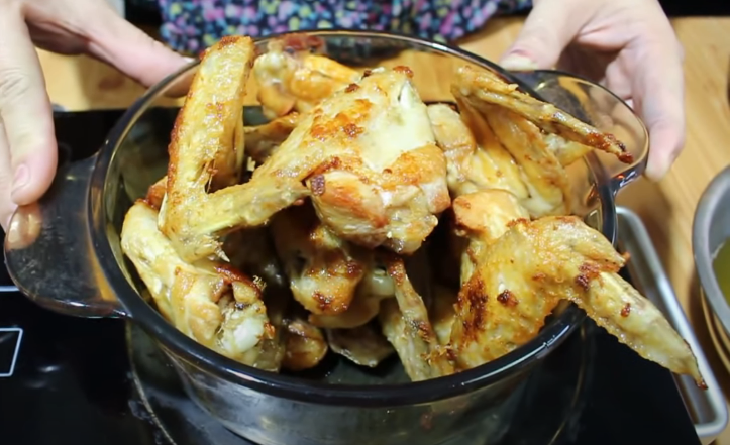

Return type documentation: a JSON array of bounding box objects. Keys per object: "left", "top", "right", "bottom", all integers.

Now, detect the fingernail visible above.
[
  {"left": 5, "top": 212, "right": 24, "bottom": 248},
  {"left": 12, "top": 164, "right": 29, "bottom": 194},
  {"left": 500, "top": 54, "right": 539, "bottom": 72},
  {"left": 6, "top": 203, "right": 42, "bottom": 250}
]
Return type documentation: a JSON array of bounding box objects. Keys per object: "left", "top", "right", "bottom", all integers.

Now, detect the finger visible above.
[
  {"left": 83, "top": 3, "right": 190, "bottom": 87},
  {"left": 500, "top": 0, "right": 590, "bottom": 70},
  {"left": 644, "top": 117, "right": 684, "bottom": 181},
  {"left": 0, "top": 9, "right": 58, "bottom": 207},
  {"left": 0, "top": 120, "right": 16, "bottom": 230},
  {"left": 630, "top": 34, "right": 685, "bottom": 181}
]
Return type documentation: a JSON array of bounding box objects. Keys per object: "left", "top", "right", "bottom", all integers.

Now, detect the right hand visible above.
[
  {"left": 0, "top": 0, "right": 189, "bottom": 231},
  {"left": 499, "top": 0, "right": 685, "bottom": 182}
]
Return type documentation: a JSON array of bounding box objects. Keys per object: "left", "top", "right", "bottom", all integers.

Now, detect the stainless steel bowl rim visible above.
[
  {"left": 694, "top": 165, "right": 730, "bottom": 336},
  {"left": 83, "top": 29, "right": 626, "bottom": 407}
]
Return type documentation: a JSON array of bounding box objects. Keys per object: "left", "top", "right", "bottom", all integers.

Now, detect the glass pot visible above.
[{"left": 4, "top": 30, "right": 647, "bottom": 445}]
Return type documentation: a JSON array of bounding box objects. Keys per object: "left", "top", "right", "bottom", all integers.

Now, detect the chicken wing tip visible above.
[{"left": 201, "top": 34, "right": 255, "bottom": 59}]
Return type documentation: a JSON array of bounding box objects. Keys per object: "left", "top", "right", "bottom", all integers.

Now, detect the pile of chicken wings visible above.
[{"left": 120, "top": 35, "right": 705, "bottom": 387}]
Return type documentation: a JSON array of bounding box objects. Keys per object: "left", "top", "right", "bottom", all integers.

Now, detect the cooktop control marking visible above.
[{"left": 0, "top": 327, "right": 23, "bottom": 377}]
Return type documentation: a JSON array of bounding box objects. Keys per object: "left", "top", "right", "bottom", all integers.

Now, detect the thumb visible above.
[
  {"left": 83, "top": 4, "right": 190, "bottom": 87},
  {"left": 500, "top": 0, "right": 585, "bottom": 71},
  {"left": 0, "top": 9, "right": 57, "bottom": 207}
]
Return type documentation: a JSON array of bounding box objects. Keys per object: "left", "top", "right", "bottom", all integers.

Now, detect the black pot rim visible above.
[{"left": 89, "top": 29, "right": 608, "bottom": 408}]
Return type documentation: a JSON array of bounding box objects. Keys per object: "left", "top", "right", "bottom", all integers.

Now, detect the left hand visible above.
[
  {"left": 500, "top": 0, "right": 684, "bottom": 182},
  {"left": 0, "top": 0, "right": 189, "bottom": 230}
]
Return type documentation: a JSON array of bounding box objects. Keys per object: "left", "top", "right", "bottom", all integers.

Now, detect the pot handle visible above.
[
  {"left": 3, "top": 154, "right": 127, "bottom": 319},
  {"left": 510, "top": 69, "right": 649, "bottom": 196}
]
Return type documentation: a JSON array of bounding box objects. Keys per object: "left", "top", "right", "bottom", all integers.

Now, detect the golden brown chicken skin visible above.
[
  {"left": 121, "top": 201, "right": 281, "bottom": 371},
  {"left": 448, "top": 211, "right": 704, "bottom": 387},
  {"left": 305, "top": 68, "right": 451, "bottom": 254},
  {"left": 248, "top": 66, "right": 451, "bottom": 255},
  {"left": 379, "top": 256, "right": 454, "bottom": 381},
  {"left": 271, "top": 203, "right": 368, "bottom": 316},
  {"left": 158, "top": 35, "right": 309, "bottom": 262},
  {"left": 281, "top": 317, "right": 329, "bottom": 371}
]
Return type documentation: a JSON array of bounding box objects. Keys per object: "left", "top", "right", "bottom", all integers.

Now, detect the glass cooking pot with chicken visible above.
[
  {"left": 123, "top": 34, "right": 702, "bottom": 387},
  {"left": 6, "top": 31, "right": 706, "bottom": 445}
]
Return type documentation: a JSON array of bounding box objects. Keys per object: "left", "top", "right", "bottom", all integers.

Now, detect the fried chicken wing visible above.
[
  {"left": 304, "top": 68, "right": 450, "bottom": 253},
  {"left": 452, "top": 189, "right": 529, "bottom": 283},
  {"left": 431, "top": 67, "right": 633, "bottom": 218},
  {"left": 448, "top": 214, "right": 704, "bottom": 387},
  {"left": 427, "top": 103, "right": 526, "bottom": 200},
  {"left": 250, "top": 66, "right": 451, "bottom": 255},
  {"left": 253, "top": 37, "right": 361, "bottom": 118},
  {"left": 271, "top": 204, "right": 367, "bottom": 316},
  {"left": 431, "top": 284, "right": 458, "bottom": 347},
  {"left": 159, "top": 36, "right": 309, "bottom": 262},
  {"left": 309, "top": 257, "right": 395, "bottom": 329},
  {"left": 379, "top": 256, "right": 454, "bottom": 381},
  {"left": 121, "top": 201, "right": 280, "bottom": 370},
  {"left": 281, "top": 317, "right": 329, "bottom": 371},
  {"left": 451, "top": 66, "right": 632, "bottom": 163}
]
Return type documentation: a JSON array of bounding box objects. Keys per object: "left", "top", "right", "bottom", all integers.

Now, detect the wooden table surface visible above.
[{"left": 36, "top": 15, "right": 730, "bottom": 443}]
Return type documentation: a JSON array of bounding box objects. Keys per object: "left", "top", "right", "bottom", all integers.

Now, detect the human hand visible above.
[
  {"left": 0, "top": 0, "right": 189, "bottom": 230},
  {"left": 500, "top": 0, "right": 684, "bottom": 182}
]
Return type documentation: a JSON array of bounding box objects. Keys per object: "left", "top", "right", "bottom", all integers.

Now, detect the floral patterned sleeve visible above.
[{"left": 156, "top": 0, "right": 532, "bottom": 55}]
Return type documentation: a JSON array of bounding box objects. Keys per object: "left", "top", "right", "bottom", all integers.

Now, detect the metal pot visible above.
[
  {"left": 694, "top": 166, "right": 730, "bottom": 369},
  {"left": 3, "top": 31, "right": 648, "bottom": 445}
]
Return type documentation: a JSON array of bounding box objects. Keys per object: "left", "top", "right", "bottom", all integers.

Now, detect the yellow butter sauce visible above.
[{"left": 713, "top": 239, "right": 730, "bottom": 302}]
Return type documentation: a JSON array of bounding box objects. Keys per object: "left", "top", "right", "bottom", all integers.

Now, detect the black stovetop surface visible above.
[{"left": 0, "top": 110, "right": 704, "bottom": 445}]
